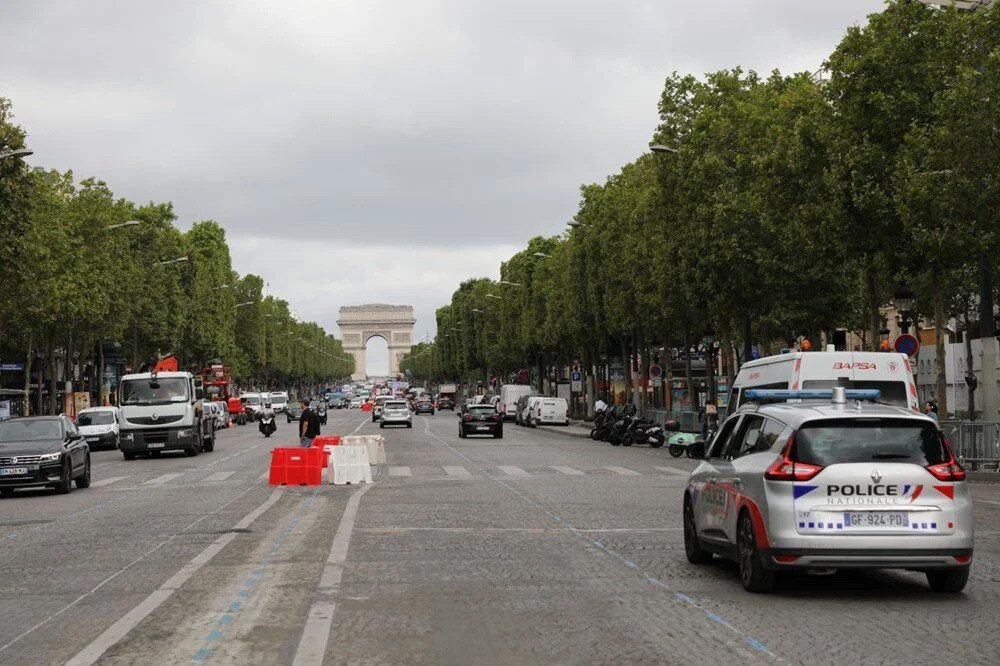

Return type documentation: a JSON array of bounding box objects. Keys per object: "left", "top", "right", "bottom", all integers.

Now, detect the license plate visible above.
[
  {"left": 86, "top": 436, "right": 99, "bottom": 442},
  {"left": 477, "top": 426, "right": 489, "bottom": 431},
  {"left": 843, "top": 512, "right": 909, "bottom": 528},
  {"left": 147, "top": 442, "right": 166, "bottom": 449},
  {"left": 0, "top": 467, "right": 28, "bottom": 476}
]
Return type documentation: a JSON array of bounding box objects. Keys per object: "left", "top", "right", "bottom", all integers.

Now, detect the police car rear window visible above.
[
  {"left": 792, "top": 419, "right": 946, "bottom": 467},
  {"left": 801, "top": 380, "right": 907, "bottom": 407}
]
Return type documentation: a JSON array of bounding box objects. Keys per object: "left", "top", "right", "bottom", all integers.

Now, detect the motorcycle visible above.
[
  {"left": 590, "top": 406, "right": 622, "bottom": 443},
  {"left": 259, "top": 414, "right": 276, "bottom": 438}
]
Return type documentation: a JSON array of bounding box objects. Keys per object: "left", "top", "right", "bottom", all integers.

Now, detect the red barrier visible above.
[
  {"left": 269, "top": 447, "right": 325, "bottom": 486},
  {"left": 313, "top": 435, "right": 342, "bottom": 448}
]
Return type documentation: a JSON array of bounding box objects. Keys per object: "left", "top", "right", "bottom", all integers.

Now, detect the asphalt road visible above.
[{"left": 2, "top": 408, "right": 1000, "bottom": 665}]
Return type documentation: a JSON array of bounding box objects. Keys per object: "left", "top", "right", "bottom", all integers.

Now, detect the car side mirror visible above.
[
  {"left": 195, "top": 388, "right": 204, "bottom": 400},
  {"left": 689, "top": 440, "right": 707, "bottom": 459}
]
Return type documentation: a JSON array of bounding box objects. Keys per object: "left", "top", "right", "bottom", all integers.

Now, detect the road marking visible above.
[
  {"left": 605, "top": 466, "right": 640, "bottom": 476},
  {"left": 144, "top": 473, "right": 183, "bottom": 486},
  {"left": 64, "top": 490, "right": 284, "bottom": 666},
  {"left": 443, "top": 466, "right": 471, "bottom": 477},
  {"left": 975, "top": 498, "right": 1000, "bottom": 506},
  {"left": 359, "top": 526, "right": 683, "bottom": 533},
  {"left": 258, "top": 472, "right": 269, "bottom": 481},
  {"left": 551, "top": 466, "right": 584, "bottom": 475},
  {"left": 389, "top": 466, "right": 411, "bottom": 476},
  {"left": 498, "top": 465, "right": 530, "bottom": 477},
  {"left": 655, "top": 466, "right": 690, "bottom": 476},
  {"left": 204, "top": 471, "right": 235, "bottom": 482},
  {"left": 293, "top": 485, "right": 371, "bottom": 666},
  {"left": 90, "top": 476, "right": 129, "bottom": 488}
]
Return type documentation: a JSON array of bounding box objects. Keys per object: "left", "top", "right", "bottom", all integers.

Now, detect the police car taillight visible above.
[
  {"left": 927, "top": 437, "right": 966, "bottom": 481},
  {"left": 764, "top": 432, "right": 823, "bottom": 481}
]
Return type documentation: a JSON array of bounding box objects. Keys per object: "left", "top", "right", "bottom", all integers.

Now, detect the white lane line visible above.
[
  {"left": 64, "top": 490, "right": 283, "bottom": 666},
  {"left": 389, "top": 466, "right": 411, "bottom": 477},
  {"left": 551, "top": 466, "right": 584, "bottom": 476},
  {"left": 975, "top": 498, "right": 1000, "bottom": 506},
  {"left": 605, "top": 466, "right": 640, "bottom": 476},
  {"left": 443, "top": 466, "right": 472, "bottom": 477},
  {"left": 654, "top": 466, "right": 690, "bottom": 476},
  {"left": 204, "top": 471, "right": 235, "bottom": 482},
  {"left": 293, "top": 485, "right": 371, "bottom": 666},
  {"left": 90, "top": 476, "right": 129, "bottom": 488},
  {"left": 498, "top": 465, "right": 530, "bottom": 477},
  {"left": 143, "top": 473, "right": 183, "bottom": 486}
]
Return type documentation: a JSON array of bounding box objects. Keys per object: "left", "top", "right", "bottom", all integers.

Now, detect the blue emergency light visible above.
[{"left": 743, "top": 389, "right": 882, "bottom": 401}]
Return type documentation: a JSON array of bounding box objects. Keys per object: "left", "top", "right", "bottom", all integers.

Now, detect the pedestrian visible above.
[
  {"left": 924, "top": 401, "right": 939, "bottom": 422},
  {"left": 299, "top": 398, "right": 320, "bottom": 447}
]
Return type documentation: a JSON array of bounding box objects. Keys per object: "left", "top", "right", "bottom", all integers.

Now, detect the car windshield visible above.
[
  {"left": 246, "top": 396, "right": 261, "bottom": 405},
  {"left": 78, "top": 412, "right": 114, "bottom": 426},
  {"left": 120, "top": 378, "right": 189, "bottom": 406},
  {"left": 0, "top": 419, "right": 63, "bottom": 442},
  {"left": 801, "top": 380, "right": 908, "bottom": 408},
  {"left": 793, "top": 418, "right": 947, "bottom": 466},
  {"left": 270, "top": 395, "right": 287, "bottom": 405}
]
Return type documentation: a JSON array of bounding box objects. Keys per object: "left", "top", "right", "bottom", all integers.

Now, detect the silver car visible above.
[
  {"left": 683, "top": 388, "right": 973, "bottom": 593},
  {"left": 380, "top": 400, "right": 412, "bottom": 428}
]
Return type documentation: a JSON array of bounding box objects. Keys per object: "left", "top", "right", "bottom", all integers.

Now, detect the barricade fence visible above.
[{"left": 939, "top": 421, "right": 1000, "bottom": 472}]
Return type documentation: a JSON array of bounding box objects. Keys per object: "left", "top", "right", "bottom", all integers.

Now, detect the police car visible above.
[{"left": 682, "top": 388, "right": 973, "bottom": 593}]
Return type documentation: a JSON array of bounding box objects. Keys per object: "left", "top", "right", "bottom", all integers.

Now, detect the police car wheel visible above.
[
  {"left": 737, "top": 511, "right": 776, "bottom": 593},
  {"left": 926, "top": 568, "right": 969, "bottom": 593},
  {"left": 684, "top": 497, "right": 712, "bottom": 564}
]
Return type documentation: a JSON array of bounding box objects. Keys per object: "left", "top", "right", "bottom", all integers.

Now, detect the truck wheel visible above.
[{"left": 185, "top": 443, "right": 199, "bottom": 457}]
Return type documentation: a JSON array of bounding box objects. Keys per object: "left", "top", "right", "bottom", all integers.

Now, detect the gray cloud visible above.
[{"left": 2, "top": 0, "right": 885, "bottom": 368}]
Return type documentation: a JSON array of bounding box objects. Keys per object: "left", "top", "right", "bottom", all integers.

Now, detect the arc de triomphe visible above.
[{"left": 337, "top": 304, "right": 416, "bottom": 379}]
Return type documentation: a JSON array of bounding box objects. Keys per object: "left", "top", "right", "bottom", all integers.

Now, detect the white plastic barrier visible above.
[
  {"left": 329, "top": 446, "right": 372, "bottom": 485},
  {"left": 341, "top": 435, "right": 365, "bottom": 447},
  {"left": 365, "top": 436, "right": 387, "bottom": 465}
]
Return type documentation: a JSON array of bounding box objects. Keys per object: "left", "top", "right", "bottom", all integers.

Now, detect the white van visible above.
[
  {"left": 521, "top": 396, "right": 543, "bottom": 427},
  {"left": 76, "top": 406, "right": 120, "bottom": 450},
  {"left": 269, "top": 391, "right": 289, "bottom": 413},
  {"left": 499, "top": 385, "right": 534, "bottom": 421},
  {"left": 728, "top": 351, "right": 918, "bottom": 416},
  {"left": 530, "top": 397, "right": 570, "bottom": 427}
]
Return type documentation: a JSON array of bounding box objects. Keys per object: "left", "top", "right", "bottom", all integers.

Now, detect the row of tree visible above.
[
  {"left": 403, "top": 1, "right": 1000, "bottom": 419},
  {"left": 0, "top": 98, "right": 353, "bottom": 414}
]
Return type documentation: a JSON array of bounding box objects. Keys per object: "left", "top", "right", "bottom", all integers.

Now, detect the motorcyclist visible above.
[{"left": 259, "top": 401, "right": 276, "bottom": 435}]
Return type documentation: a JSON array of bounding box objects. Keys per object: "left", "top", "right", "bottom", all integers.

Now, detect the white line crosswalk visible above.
[
  {"left": 654, "top": 466, "right": 689, "bottom": 476},
  {"left": 204, "top": 471, "right": 235, "bottom": 482},
  {"left": 497, "top": 465, "right": 529, "bottom": 477},
  {"left": 144, "top": 473, "right": 184, "bottom": 486},
  {"left": 551, "top": 466, "right": 584, "bottom": 475},
  {"left": 443, "top": 466, "right": 472, "bottom": 477},
  {"left": 91, "top": 476, "right": 129, "bottom": 488},
  {"left": 605, "top": 466, "right": 640, "bottom": 476}
]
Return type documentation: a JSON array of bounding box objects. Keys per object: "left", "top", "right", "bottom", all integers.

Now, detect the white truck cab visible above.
[
  {"left": 728, "top": 351, "right": 918, "bottom": 417},
  {"left": 117, "top": 371, "right": 216, "bottom": 459}
]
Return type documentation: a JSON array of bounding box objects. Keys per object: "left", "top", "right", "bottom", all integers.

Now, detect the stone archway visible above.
[{"left": 337, "top": 304, "right": 415, "bottom": 379}]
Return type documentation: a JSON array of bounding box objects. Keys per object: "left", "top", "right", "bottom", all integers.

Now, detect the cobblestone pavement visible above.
[{"left": 1, "top": 409, "right": 999, "bottom": 664}]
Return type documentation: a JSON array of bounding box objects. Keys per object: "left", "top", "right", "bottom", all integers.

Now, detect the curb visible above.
[{"left": 535, "top": 425, "right": 592, "bottom": 440}]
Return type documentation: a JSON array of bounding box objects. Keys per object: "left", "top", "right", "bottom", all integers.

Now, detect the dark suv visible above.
[
  {"left": 437, "top": 396, "right": 454, "bottom": 411},
  {"left": 459, "top": 404, "right": 503, "bottom": 439},
  {"left": 0, "top": 416, "right": 92, "bottom": 495}
]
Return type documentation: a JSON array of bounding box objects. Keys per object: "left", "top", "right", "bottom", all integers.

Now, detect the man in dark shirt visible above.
[{"left": 299, "top": 398, "right": 321, "bottom": 447}]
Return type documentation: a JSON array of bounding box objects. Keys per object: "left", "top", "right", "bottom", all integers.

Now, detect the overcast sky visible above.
[{"left": 1, "top": 0, "right": 885, "bottom": 375}]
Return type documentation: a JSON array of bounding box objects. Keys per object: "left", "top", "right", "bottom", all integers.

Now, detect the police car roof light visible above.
[{"left": 743, "top": 389, "right": 881, "bottom": 401}]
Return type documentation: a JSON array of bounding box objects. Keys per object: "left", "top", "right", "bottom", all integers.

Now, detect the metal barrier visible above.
[{"left": 940, "top": 421, "right": 1000, "bottom": 471}]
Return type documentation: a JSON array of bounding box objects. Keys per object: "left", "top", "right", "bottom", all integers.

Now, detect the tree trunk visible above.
[
  {"left": 47, "top": 338, "right": 57, "bottom": 415},
  {"left": 23, "top": 335, "right": 32, "bottom": 416},
  {"left": 97, "top": 341, "right": 105, "bottom": 406},
  {"left": 965, "top": 312, "right": 976, "bottom": 421},
  {"left": 933, "top": 265, "right": 949, "bottom": 419},
  {"left": 619, "top": 336, "right": 631, "bottom": 406},
  {"left": 867, "top": 269, "right": 880, "bottom": 352},
  {"left": 684, "top": 322, "right": 697, "bottom": 412}
]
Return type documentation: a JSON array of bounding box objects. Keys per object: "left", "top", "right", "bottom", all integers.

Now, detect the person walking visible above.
[
  {"left": 924, "top": 401, "right": 939, "bottom": 422},
  {"left": 299, "top": 398, "right": 320, "bottom": 447}
]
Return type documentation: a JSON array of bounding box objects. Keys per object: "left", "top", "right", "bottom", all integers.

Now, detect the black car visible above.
[
  {"left": 0, "top": 415, "right": 92, "bottom": 496},
  {"left": 286, "top": 403, "right": 304, "bottom": 423},
  {"left": 414, "top": 399, "right": 435, "bottom": 415},
  {"left": 458, "top": 404, "right": 503, "bottom": 439},
  {"left": 437, "top": 396, "right": 454, "bottom": 411}
]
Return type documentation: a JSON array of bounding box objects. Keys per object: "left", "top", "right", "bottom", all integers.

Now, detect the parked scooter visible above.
[
  {"left": 259, "top": 414, "right": 276, "bottom": 438},
  {"left": 590, "top": 406, "right": 621, "bottom": 442}
]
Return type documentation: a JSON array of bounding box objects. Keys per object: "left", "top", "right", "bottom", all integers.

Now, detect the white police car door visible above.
[{"left": 694, "top": 414, "right": 742, "bottom": 545}]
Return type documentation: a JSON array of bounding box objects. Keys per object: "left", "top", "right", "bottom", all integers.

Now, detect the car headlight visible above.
[
  {"left": 123, "top": 432, "right": 134, "bottom": 441},
  {"left": 38, "top": 452, "right": 62, "bottom": 462},
  {"left": 177, "top": 429, "right": 192, "bottom": 438}
]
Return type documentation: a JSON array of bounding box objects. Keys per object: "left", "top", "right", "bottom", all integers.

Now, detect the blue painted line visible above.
[
  {"left": 193, "top": 489, "right": 320, "bottom": 662},
  {"left": 746, "top": 637, "right": 769, "bottom": 652},
  {"left": 706, "top": 612, "right": 725, "bottom": 624},
  {"left": 675, "top": 593, "right": 693, "bottom": 603}
]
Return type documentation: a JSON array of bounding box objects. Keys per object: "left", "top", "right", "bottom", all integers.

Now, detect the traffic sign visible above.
[
  {"left": 571, "top": 371, "right": 582, "bottom": 382},
  {"left": 894, "top": 333, "right": 919, "bottom": 358},
  {"left": 571, "top": 371, "right": 582, "bottom": 392},
  {"left": 649, "top": 364, "right": 663, "bottom": 379}
]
